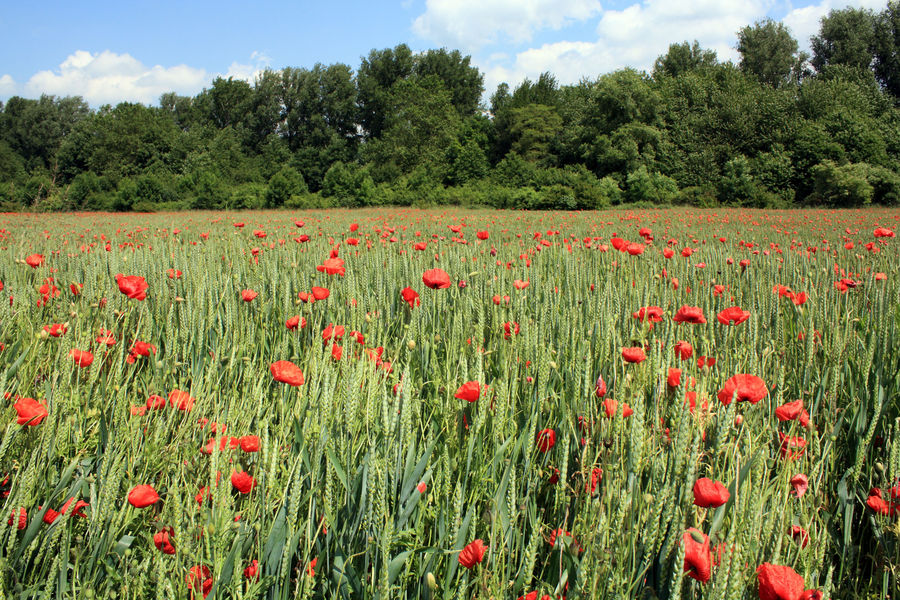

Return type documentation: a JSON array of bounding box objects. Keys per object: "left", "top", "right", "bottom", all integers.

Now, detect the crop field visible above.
[{"left": 0, "top": 208, "right": 898, "bottom": 599}]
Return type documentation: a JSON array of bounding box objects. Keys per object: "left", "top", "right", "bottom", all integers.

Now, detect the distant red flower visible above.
[
  {"left": 318, "top": 257, "right": 346, "bottom": 276},
  {"left": 331, "top": 344, "right": 343, "bottom": 361},
  {"left": 779, "top": 432, "right": 807, "bottom": 460},
  {"left": 70, "top": 283, "right": 83, "bottom": 295},
  {"left": 241, "top": 289, "right": 258, "bottom": 302},
  {"left": 775, "top": 400, "right": 810, "bottom": 427},
  {"left": 717, "top": 374, "right": 768, "bottom": 405},
  {"left": 231, "top": 470, "right": 256, "bottom": 494},
  {"left": 146, "top": 394, "right": 166, "bottom": 410},
  {"left": 127, "top": 484, "right": 160, "bottom": 508},
  {"left": 458, "top": 539, "right": 487, "bottom": 569},
  {"left": 115, "top": 274, "right": 148, "bottom": 300},
  {"left": 169, "top": 389, "right": 195, "bottom": 411},
  {"left": 14, "top": 397, "right": 48, "bottom": 426},
  {"left": 270, "top": 360, "right": 305, "bottom": 386},
  {"left": 790, "top": 474, "right": 808, "bottom": 498},
  {"left": 585, "top": 467, "right": 603, "bottom": 495},
  {"left": 622, "top": 347, "right": 647, "bottom": 364},
  {"left": 7, "top": 507, "right": 27, "bottom": 530},
  {"left": 602, "top": 398, "right": 633, "bottom": 418},
  {"left": 401, "top": 287, "right": 420, "bottom": 308},
  {"left": 322, "top": 323, "right": 345, "bottom": 341},
  {"left": 476, "top": 230, "right": 489, "bottom": 240},
  {"left": 626, "top": 243, "right": 645, "bottom": 255},
  {"left": 186, "top": 565, "right": 213, "bottom": 598},
  {"left": 717, "top": 306, "right": 750, "bottom": 326},
  {"left": 874, "top": 227, "right": 895, "bottom": 238},
  {"left": 166, "top": 268, "right": 182, "bottom": 279},
  {"left": 154, "top": 527, "right": 176, "bottom": 554},
  {"left": 594, "top": 374, "right": 607, "bottom": 398},
  {"left": 311, "top": 286, "right": 330, "bottom": 300},
  {"left": 454, "top": 381, "right": 482, "bottom": 402},
  {"left": 244, "top": 559, "right": 259, "bottom": 580},
  {"left": 789, "top": 525, "right": 809, "bottom": 548},
  {"left": 422, "top": 268, "right": 451, "bottom": 289},
  {"left": 756, "top": 563, "right": 805, "bottom": 600},
  {"left": 95, "top": 329, "right": 116, "bottom": 346},
  {"left": 25, "top": 254, "right": 45, "bottom": 268},
  {"left": 69, "top": 349, "right": 94, "bottom": 368},
  {"left": 240, "top": 436, "right": 260, "bottom": 452},
  {"left": 513, "top": 279, "right": 530, "bottom": 290},
  {"left": 673, "top": 306, "right": 706, "bottom": 324},
  {"left": 503, "top": 321, "right": 520, "bottom": 339},
  {"left": 674, "top": 340, "right": 693, "bottom": 360},
  {"left": 286, "top": 315, "right": 306, "bottom": 330},
  {"left": 683, "top": 528, "right": 711, "bottom": 583},
  {"left": 43, "top": 323, "right": 68, "bottom": 337},
  {"left": 693, "top": 478, "right": 729, "bottom": 507},
  {"left": 537, "top": 429, "right": 556, "bottom": 452},
  {"left": 633, "top": 306, "right": 664, "bottom": 323}
]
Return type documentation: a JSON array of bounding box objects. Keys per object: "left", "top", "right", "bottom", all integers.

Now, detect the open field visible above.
[{"left": 0, "top": 208, "right": 898, "bottom": 599}]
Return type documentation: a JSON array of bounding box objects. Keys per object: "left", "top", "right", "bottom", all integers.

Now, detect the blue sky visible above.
[{"left": 0, "top": 0, "right": 889, "bottom": 106}]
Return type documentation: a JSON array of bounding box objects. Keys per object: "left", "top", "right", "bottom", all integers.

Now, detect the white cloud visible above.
[
  {"left": 0, "top": 74, "right": 16, "bottom": 97},
  {"left": 477, "top": 0, "right": 774, "bottom": 94},
  {"left": 412, "top": 0, "right": 603, "bottom": 50},
  {"left": 17, "top": 50, "right": 270, "bottom": 106},
  {"left": 783, "top": 0, "right": 886, "bottom": 50}
]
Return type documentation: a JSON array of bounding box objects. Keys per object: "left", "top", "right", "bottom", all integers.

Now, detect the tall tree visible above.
[
  {"left": 810, "top": 7, "right": 877, "bottom": 73},
  {"left": 653, "top": 40, "right": 718, "bottom": 79},
  {"left": 356, "top": 44, "right": 415, "bottom": 139},
  {"left": 414, "top": 48, "right": 484, "bottom": 116},
  {"left": 874, "top": 2, "right": 900, "bottom": 97},
  {"left": 737, "top": 19, "right": 806, "bottom": 87}
]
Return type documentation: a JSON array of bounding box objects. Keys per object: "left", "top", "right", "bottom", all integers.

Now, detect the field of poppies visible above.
[{"left": 0, "top": 208, "right": 898, "bottom": 599}]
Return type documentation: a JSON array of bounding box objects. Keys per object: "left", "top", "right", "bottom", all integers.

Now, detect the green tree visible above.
[
  {"left": 414, "top": 48, "right": 484, "bottom": 116},
  {"left": 266, "top": 165, "right": 307, "bottom": 207},
  {"left": 737, "top": 19, "right": 807, "bottom": 86},
  {"left": 874, "top": 2, "right": 900, "bottom": 97},
  {"left": 653, "top": 41, "right": 718, "bottom": 79},
  {"left": 811, "top": 7, "right": 877, "bottom": 73},
  {"left": 357, "top": 44, "right": 415, "bottom": 139}
]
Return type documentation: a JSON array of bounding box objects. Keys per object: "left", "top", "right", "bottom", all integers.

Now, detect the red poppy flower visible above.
[
  {"left": 169, "top": 389, "right": 195, "bottom": 411},
  {"left": 632, "top": 306, "right": 664, "bottom": 323},
  {"left": 693, "top": 478, "right": 730, "bottom": 507},
  {"left": 7, "top": 507, "right": 27, "bottom": 530},
  {"left": 311, "top": 286, "right": 330, "bottom": 300},
  {"left": 25, "top": 254, "right": 45, "bottom": 268},
  {"left": 775, "top": 400, "right": 810, "bottom": 427},
  {"left": 69, "top": 349, "right": 94, "bottom": 368},
  {"left": 70, "top": 283, "right": 83, "bottom": 295},
  {"left": 626, "top": 243, "right": 645, "bottom": 255},
  {"left": 115, "top": 274, "right": 149, "bottom": 300},
  {"left": 667, "top": 368, "right": 682, "bottom": 388},
  {"left": 717, "top": 306, "right": 750, "bottom": 326},
  {"left": 756, "top": 563, "right": 805, "bottom": 600},
  {"left": 127, "top": 484, "right": 160, "bottom": 508},
  {"left": 454, "top": 381, "right": 482, "bottom": 402},
  {"left": 146, "top": 394, "right": 166, "bottom": 410},
  {"left": 476, "top": 231, "right": 489, "bottom": 240},
  {"left": 790, "top": 474, "right": 808, "bottom": 498},
  {"left": 43, "top": 323, "right": 68, "bottom": 337},
  {"left": 244, "top": 559, "right": 259, "bottom": 580},
  {"left": 322, "top": 323, "right": 345, "bottom": 341},
  {"left": 537, "top": 429, "right": 556, "bottom": 452},
  {"left": 401, "top": 287, "right": 421, "bottom": 308},
  {"left": 186, "top": 565, "right": 213, "bottom": 597},
  {"left": 602, "top": 398, "right": 633, "bottom": 418},
  {"left": 458, "top": 539, "right": 487, "bottom": 569},
  {"left": 673, "top": 306, "right": 706, "bottom": 324},
  {"left": 789, "top": 525, "right": 809, "bottom": 548},
  {"left": 286, "top": 315, "right": 306, "bottom": 330},
  {"left": 585, "top": 467, "right": 603, "bottom": 495},
  {"left": 594, "top": 375, "right": 607, "bottom": 398},
  {"left": 240, "top": 435, "right": 260, "bottom": 452},
  {"left": 231, "top": 470, "right": 256, "bottom": 494},
  {"left": 674, "top": 341, "right": 693, "bottom": 360},
  {"left": 422, "top": 268, "right": 451, "bottom": 289},
  {"left": 241, "top": 289, "right": 258, "bottom": 302},
  {"left": 874, "top": 227, "right": 895, "bottom": 238},
  {"left": 779, "top": 432, "right": 807, "bottom": 460},
  {"left": 331, "top": 344, "right": 343, "bottom": 361},
  {"left": 166, "top": 268, "right": 182, "bottom": 279},
  {"left": 154, "top": 527, "right": 176, "bottom": 554},
  {"left": 622, "top": 347, "right": 647, "bottom": 364},
  {"left": 270, "top": 360, "right": 305, "bottom": 387},
  {"left": 14, "top": 397, "right": 48, "bottom": 426},
  {"left": 317, "top": 257, "right": 346, "bottom": 276},
  {"left": 306, "top": 557, "right": 318, "bottom": 577},
  {"left": 503, "top": 321, "right": 520, "bottom": 339},
  {"left": 96, "top": 329, "right": 116, "bottom": 346},
  {"left": 683, "top": 528, "right": 711, "bottom": 583},
  {"left": 717, "top": 375, "right": 768, "bottom": 405},
  {"left": 517, "top": 592, "right": 551, "bottom": 600},
  {"left": 513, "top": 279, "right": 530, "bottom": 290}
]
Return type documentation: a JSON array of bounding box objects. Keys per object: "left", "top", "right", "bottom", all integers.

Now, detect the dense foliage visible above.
[
  {"left": 0, "top": 208, "right": 897, "bottom": 599},
  {"left": 3, "top": 4, "right": 900, "bottom": 211}
]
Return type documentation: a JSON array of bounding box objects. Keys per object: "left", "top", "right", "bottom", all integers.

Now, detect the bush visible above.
[
  {"left": 626, "top": 166, "right": 679, "bottom": 204},
  {"left": 266, "top": 166, "right": 308, "bottom": 208},
  {"left": 809, "top": 160, "right": 873, "bottom": 206},
  {"left": 321, "top": 162, "right": 377, "bottom": 207},
  {"left": 229, "top": 183, "right": 268, "bottom": 210}
]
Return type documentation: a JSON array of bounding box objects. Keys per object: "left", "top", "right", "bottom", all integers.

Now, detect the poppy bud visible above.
[
  {"left": 407, "top": 340, "right": 416, "bottom": 350},
  {"left": 426, "top": 572, "right": 437, "bottom": 590},
  {"left": 689, "top": 530, "right": 705, "bottom": 543},
  {"left": 734, "top": 415, "right": 743, "bottom": 427}
]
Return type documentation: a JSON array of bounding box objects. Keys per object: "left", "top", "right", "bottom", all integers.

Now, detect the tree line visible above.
[{"left": 2, "top": 3, "right": 900, "bottom": 211}]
